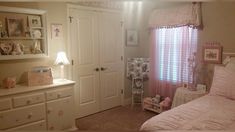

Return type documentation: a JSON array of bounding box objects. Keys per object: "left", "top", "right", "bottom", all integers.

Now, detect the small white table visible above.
[{"left": 171, "top": 87, "right": 206, "bottom": 108}]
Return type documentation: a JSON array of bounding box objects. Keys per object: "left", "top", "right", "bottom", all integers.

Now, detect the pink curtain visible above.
[{"left": 149, "top": 26, "right": 197, "bottom": 99}]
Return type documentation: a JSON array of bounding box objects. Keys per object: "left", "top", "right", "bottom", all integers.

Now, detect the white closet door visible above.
[
  {"left": 99, "top": 11, "right": 123, "bottom": 111},
  {"left": 70, "top": 9, "right": 100, "bottom": 118}
]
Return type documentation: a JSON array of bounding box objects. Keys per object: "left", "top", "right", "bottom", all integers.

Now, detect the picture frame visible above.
[
  {"left": 126, "top": 29, "right": 138, "bottom": 46},
  {"left": 51, "top": 24, "right": 63, "bottom": 39},
  {"left": 28, "top": 15, "right": 42, "bottom": 27},
  {"left": 203, "top": 45, "right": 222, "bottom": 64},
  {"left": 6, "top": 16, "right": 26, "bottom": 37}
]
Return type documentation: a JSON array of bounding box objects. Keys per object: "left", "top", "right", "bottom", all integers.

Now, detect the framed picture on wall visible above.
[
  {"left": 28, "top": 15, "right": 42, "bottom": 27},
  {"left": 203, "top": 44, "right": 222, "bottom": 64},
  {"left": 7, "top": 16, "right": 26, "bottom": 37},
  {"left": 51, "top": 24, "right": 63, "bottom": 39},
  {"left": 126, "top": 29, "right": 138, "bottom": 46}
]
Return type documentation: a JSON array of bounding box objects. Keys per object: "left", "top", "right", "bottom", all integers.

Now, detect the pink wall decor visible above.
[
  {"left": 203, "top": 42, "right": 222, "bottom": 64},
  {"left": 2, "top": 77, "right": 16, "bottom": 89}
]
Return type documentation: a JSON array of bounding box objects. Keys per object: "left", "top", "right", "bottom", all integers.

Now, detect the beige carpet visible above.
[{"left": 76, "top": 105, "right": 156, "bottom": 131}]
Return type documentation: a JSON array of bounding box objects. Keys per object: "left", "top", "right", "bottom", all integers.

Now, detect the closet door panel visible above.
[
  {"left": 99, "top": 11, "right": 123, "bottom": 110},
  {"left": 70, "top": 9, "right": 100, "bottom": 118}
]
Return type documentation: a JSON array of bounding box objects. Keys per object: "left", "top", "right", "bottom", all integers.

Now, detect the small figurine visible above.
[
  {"left": 0, "top": 42, "right": 12, "bottom": 55},
  {"left": 11, "top": 43, "right": 24, "bottom": 55},
  {"left": 31, "top": 40, "right": 42, "bottom": 54},
  {"left": 2, "top": 77, "right": 16, "bottom": 89},
  {"left": 160, "top": 97, "right": 171, "bottom": 111}
]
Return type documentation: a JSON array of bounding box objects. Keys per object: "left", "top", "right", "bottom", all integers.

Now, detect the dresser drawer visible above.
[
  {"left": 0, "top": 104, "right": 45, "bottom": 130},
  {"left": 46, "top": 87, "right": 73, "bottom": 101},
  {"left": 6, "top": 120, "right": 46, "bottom": 131},
  {"left": 0, "top": 98, "right": 11, "bottom": 111},
  {"left": 13, "top": 93, "right": 45, "bottom": 108}
]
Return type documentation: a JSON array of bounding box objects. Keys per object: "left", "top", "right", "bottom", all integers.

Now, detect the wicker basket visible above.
[{"left": 27, "top": 70, "right": 53, "bottom": 86}]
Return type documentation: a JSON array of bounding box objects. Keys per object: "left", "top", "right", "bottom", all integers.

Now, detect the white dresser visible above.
[{"left": 0, "top": 79, "right": 76, "bottom": 131}]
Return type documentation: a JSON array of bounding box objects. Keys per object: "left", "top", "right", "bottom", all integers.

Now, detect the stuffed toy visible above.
[
  {"left": 2, "top": 77, "right": 16, "bottom": 89},
  {"left": 160, "top": 97, "right": 171, "bottom": 111},
  {"left": 11, "top": 43, "right": 24, "bottom": 55}
]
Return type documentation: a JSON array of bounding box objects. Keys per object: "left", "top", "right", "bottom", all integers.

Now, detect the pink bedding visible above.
[{"left": 140, "top": 95, "right": 235, "bottom": 131}]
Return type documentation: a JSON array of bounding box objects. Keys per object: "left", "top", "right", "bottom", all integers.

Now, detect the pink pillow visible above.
[{"left": 209, "top": 66, "right": 235, "bottom": 100}]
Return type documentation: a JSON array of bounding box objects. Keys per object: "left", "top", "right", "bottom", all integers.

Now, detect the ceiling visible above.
[{"left": 0, "top": 0, "right": 226, "bottom": 2}]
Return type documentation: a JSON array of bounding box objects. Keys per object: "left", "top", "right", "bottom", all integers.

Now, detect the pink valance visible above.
[{"left": 149, "top": 3, "right": 201, "bottom": 28}]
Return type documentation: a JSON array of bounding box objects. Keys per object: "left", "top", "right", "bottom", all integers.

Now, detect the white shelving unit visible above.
[
  {"left": 0, "top": 6, "right": 48, "bottom": 60},
  {"left": 143, "top": 100, "right": 162, "bottom": 113}
]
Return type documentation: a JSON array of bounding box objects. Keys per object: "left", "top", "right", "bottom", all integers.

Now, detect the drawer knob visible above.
[
  {"left": 47, "top": 109, "right": 52, "bottom": 114},
  {"left": 27, "top": 100, "right": 31, "bottom": 104},
  {"left": 57, "top": 94, "right": 61, "bottom": 98},
  {"left": 28, "top": 113, "right": 33, "bottom": 119},
  {"left": 49, "top": 126, "right": 54, "bottom": 130}
]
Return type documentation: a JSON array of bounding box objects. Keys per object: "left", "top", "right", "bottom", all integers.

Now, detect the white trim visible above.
[
  {"left": 223, "top": 52, "right": 235, "bottom": 55},
  {"left": 67, "top": 4, "right": 121, "bottom": 14},
  {"left": 67, "top": 4, "right": 72, "bottom": 80},
  {"left": 0, "top": 6, "right": 46, "bottom": 14}
]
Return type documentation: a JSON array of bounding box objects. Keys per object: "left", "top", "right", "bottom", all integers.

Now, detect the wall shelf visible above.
[
  {"left": 0, "top": 6, "right": 48, "bottom": 60},
  {"left": 0, "top": 37, "right": 45, "bottom": 40},
  {"left": 0, "top": 54, "right": 48, "bottom": 60}
]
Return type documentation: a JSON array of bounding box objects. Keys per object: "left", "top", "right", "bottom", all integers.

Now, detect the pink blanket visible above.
[{"left": 140, "top": 95, "right": 235, "bottom": 131}]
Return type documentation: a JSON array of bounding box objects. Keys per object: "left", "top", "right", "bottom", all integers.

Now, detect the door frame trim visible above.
[{"left": 67, "top": 4, "right": 125, "bottom": 106}]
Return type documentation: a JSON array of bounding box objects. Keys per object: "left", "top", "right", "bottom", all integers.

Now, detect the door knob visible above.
[
  {"left": 101, "top": 67, "right": 107, "bottom": 71},
  {"left": 95, "top": 68, "right": 100, "bottom": 71}
]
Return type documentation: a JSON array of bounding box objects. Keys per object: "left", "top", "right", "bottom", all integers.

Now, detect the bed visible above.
[{"left": 140, "top": 58, "right": 235, "bottom": 131}]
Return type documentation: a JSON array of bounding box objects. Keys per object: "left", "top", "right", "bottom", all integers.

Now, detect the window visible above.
[{"left": 156, "top": 26, "right": 197, "bottom": 83}]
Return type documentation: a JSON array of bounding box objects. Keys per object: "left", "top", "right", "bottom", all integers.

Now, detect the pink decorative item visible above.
[
  {"left": 160, "top": 97, "right": 171, "bottom": 111},
  {"left": 143, "top": 97, "right": 152, "bottom": 108},
  {"left": 2, "top": 77, "right": 16, "bottom": 89}
]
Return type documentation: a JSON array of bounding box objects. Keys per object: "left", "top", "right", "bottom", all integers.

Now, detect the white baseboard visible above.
[{"left": 123, "top": 98, "right": 131, "bottom": 106}]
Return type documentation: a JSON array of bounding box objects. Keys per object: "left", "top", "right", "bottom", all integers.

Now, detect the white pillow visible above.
[
  {"left": 209, "top": 65, "right": 235, "bottom": 100},
  {"left": 226, "top": 57, "right": 235, "bottom": 72}
]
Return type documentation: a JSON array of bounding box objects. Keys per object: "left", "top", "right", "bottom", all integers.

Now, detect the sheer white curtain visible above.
[{"left": 149, "top": 26, "right": 198, "bottom": 99}]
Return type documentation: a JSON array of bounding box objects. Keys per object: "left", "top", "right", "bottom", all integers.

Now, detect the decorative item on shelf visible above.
[
  {"left": 11, "top": 42, "right": 24, "bottom": 55},
  {"left": 27, "top": 66, "right": 53, "bottom": 86},
  {"left": 31, "top": 40, "right": 42, "bottom": 54},
  {"left": 31, "top": 29, "right": 42, "bottom": 38},
  {"left": 54, "top": 51, "right": 70, "bottom": 80},
  {"left": 188, "top": 52, "right": 197, "bottom": 91},
  {"left": 2, "top": 77, "right": 16, "bottom": 89},
  {"left": 28, "top": 15, "right": 42, "bottom": 27},
  {"left": 0, "top": 30, "right": 8, "bottom": 38},
  {"left": 0, "top": 42, "right": 12, "bottom": 55},
  {"left": 203, "top": 42, "right": 222, "bottom": 64},
  {"left": 25, "top": 27, "right": 31, "bottom": 38},
  {"left": 6, "top": 16, "right": 26, "bottom": 37}
]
